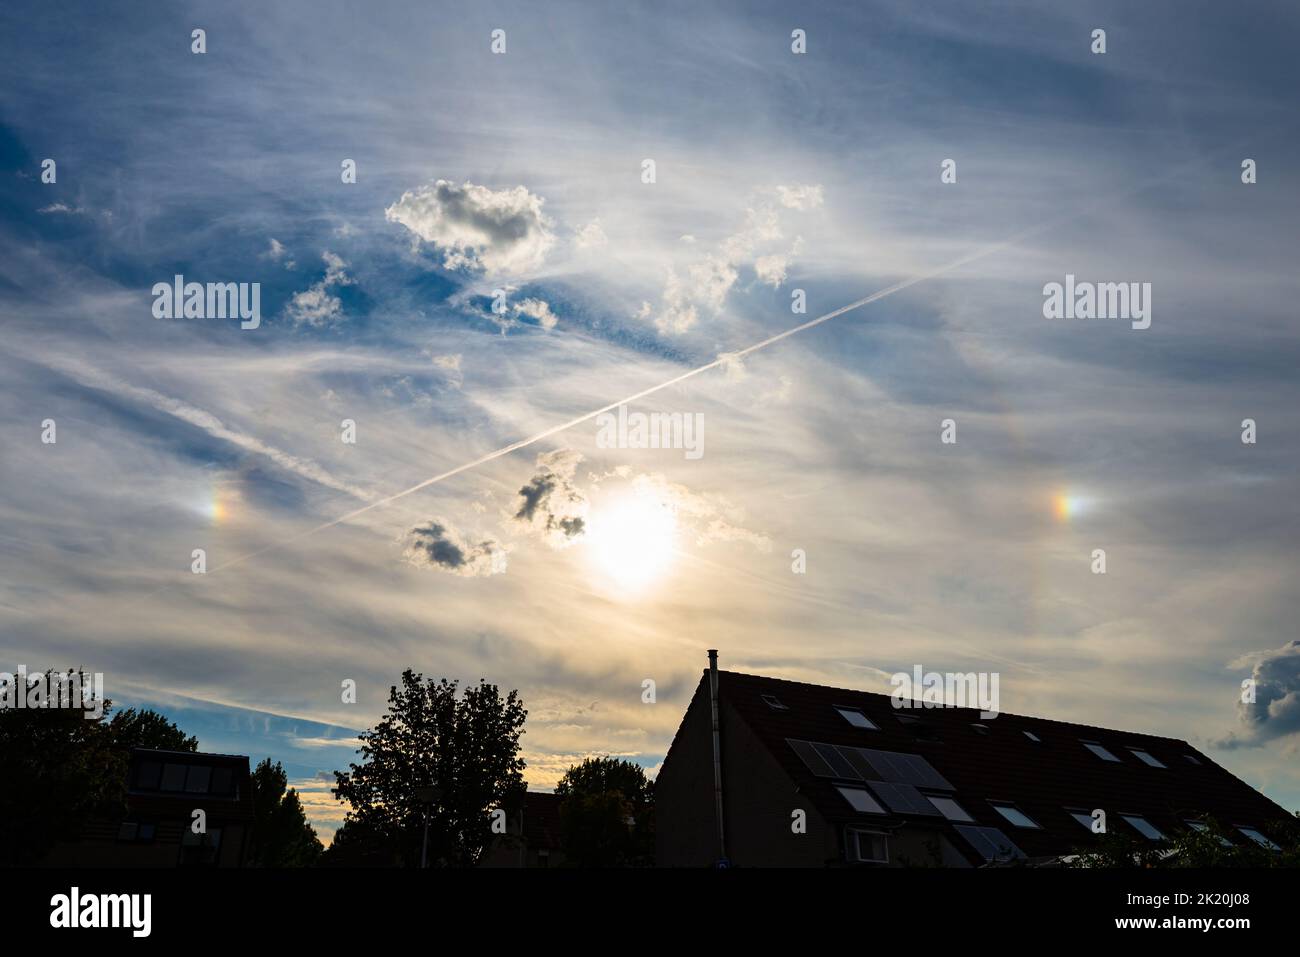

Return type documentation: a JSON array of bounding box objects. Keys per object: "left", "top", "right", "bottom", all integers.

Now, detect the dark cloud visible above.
[
  {"left": 512, "top": 449, "right": 587, "bottom": 546},
  {"left": 404, "top": 519, "right": 506, "bottom": 577},
  {"left": 1221, "top": 640, "right": 1300, "bottom": 748}
]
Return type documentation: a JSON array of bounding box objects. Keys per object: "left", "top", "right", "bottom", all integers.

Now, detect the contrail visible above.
[{"left": 208, "top": 226, "right": 1036, "bottom": 575}]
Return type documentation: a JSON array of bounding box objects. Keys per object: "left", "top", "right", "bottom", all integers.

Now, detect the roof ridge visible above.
[{"left": 715, "top": 669, "right": 1196, "bottom": 747}]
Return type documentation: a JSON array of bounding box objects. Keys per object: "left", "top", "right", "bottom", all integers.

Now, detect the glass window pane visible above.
[
  {"left": 1083, "top": 742, "right": 1120, "bottom": 762},
  {"left": 836, "top": 786, "right": 884, "bottom": 814},
  {"left": 161, "top": 763, "right": 187, "bottom": 791},
  {"left": 1130, "top": 749, "right": 1166, "bottom": 768},
  {"left": 1238, "top": 827, "right": 1279, "bottom": 850},
  {"left": 928, "top": 796, "right": 973, "bottom": 822},
  {"left": 185, "top": 765, "right": 212, "bottom": 793},
  {"left": 1122, "top": 815, "right": 1165, "bottom": 840},
  {"left": 991, "top": 803, "right": 1039, "bottom": 828},
  {"left": 210, "top": 767, "right": 233, "bottom": 795},
  {"left": 836, "top": 707, "right": 877, "bottom": 730}
]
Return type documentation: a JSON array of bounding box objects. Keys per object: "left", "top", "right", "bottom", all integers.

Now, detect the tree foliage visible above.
[
  {"left": 555, "top": 756, "right": 654, "bottom": 867},
  {"left": 248, "top": 758, "right": 323, "bottom": 867},
  {"left": 1069, "top": 813, "right": 1300, "bottom": 868},
  {"left": 331, "top": 669, "right": 528, "bottom": 867},
  {"left": 0, "top": 678, "right": 127, "bottom": 865},
  {"left": 108, "top": 707, "right": 198, "bottom": 752}
]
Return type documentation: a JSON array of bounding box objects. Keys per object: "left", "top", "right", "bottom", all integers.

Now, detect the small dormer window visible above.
[
  {"left": 835, "top": 706, "right": 878, "bottom": 730},
  {"left": 761, "top": 694, "right": 788, "bottom": 711},
  {"left": 1129, "top": 748, "right": 1166, "bottom": 768},
  {"left": 1082, "top": 740, "right": 1120, "bottom": 762},
  {"left": 1023, "top": 730, "right": 1041, "bottom": 743},
  {"left": 896, "top": 714, "right": 941, "bottom": 741}
]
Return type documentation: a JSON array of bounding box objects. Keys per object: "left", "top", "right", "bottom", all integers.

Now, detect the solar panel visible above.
[
  {"left": 954, "top": 825, "right": 1025, "bottom": 862},
  {"left": 856, "top": 748, "right": 954, "bottom": 790},
  {"left": 787, "top": 739, "right": 835, "bottom": 777},
  {"left": 836, "top": 746, "right": 878, "bottom": 780},
  {"left": 788, "top": 740, "right": 955, "bottom": 792},
  {"left": 813, "top": 742, "right": 862, "bottom": 779},
  {"left": 867, "top": 781, "right": 942, "bottom": 816}
]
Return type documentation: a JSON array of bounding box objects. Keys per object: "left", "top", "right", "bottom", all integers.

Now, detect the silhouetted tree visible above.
[
  {"left": 108, "top": 707, "right": 198, "bottom": 752},
  {"left": 247, "top": 758, "right": 323, "bottom": 866},
  {"left": 332, "top": 669, "right": 527, "bottom": 867},
  {"left": 555, "top": 756, "right": 654, "bottom": 867},
  {"left": 0, "top": 671, "right": 127, "bottom": 864}
]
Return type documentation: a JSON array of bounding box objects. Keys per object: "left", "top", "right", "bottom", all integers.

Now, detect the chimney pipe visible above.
[{"left": 708, "top": 649, "right": 726, "bottom": 864}]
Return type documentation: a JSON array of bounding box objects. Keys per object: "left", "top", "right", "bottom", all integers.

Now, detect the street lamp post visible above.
[{"left": 415, "top": 785, "right": 440, "bottom": 869}]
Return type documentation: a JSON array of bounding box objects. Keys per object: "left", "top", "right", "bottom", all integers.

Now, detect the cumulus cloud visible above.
[
  {"left": 513, "top": 449, "right": 588, "bottom": 546},
  {"left": 404, "top": 519, "right": 507, "bottom": 577},
  {"left": 1221, "top": 639, "right": 1300, "bottom": 748},
  {"left": 286, "top": 251, "right": 352, "bottom": 326},
  {"left": 644, "top": 184, "right": 821, "bottom": 335},
  {"left": 574, "top": 219, "right": 608, "bottom": 250},
  {"left": 513, "top": 297, "right": 558, "bottom": 330},
  {"left": 385, "top": 179, "right": 555, "bottom": 276},
  {"left": 775, "top": 183, "right": 825, "bottom": 210}
]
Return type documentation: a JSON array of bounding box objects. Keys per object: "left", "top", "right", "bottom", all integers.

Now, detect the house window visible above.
[
  {"left": 161, "top": 763, "right": 188, "bottom": 791},
  {"left": 1128, "top": 748, "right": 1166, "bottom": 768},
  {"left": 1068, "top": 809, "right": 1098, "bottom": 831},
  {"left": 895, "top": 714, "right": 941, "bottom": 741},
  {"left": 537, "top": 849, "right": 550, "bottom": 868},
  {"left": 1185, "top": 820, "right": 1232, "bottom": 847},
  {"left": 846, "top": 828, "right": 888, "bottom": 863},
  {"left": 835, "top": 785, "right": 885, "bottom": 814},
  {"left": 970, "top": 724, "right": 990, "bottom": 736},
  {"left": 1121, "top": 815, "right": 1165, "bottom": 841},
  {"left": 989, "top": 802, "right": 1040, "bottom": 829},
  {"left": 954, "top": 825, "right": 1025, "bottom": 863},
  {"left": 1023, "top": 731, "right": 1041, "bottom": 743},
  {"left": 1082, "top": 741, "right": 1121, "bottom": 762},
  {"left": 181, "top": 826, "right": 223, "bottom": 866},
  {"left": 761, "top": 694, "right": 788, "bottom": 711},
  {"left": 1237, "top": 827, "right": 1280, "bottom": 851},
  {"left": 927, "top": 795, "right": 973, "bottom": 822},
  {"left": 835, "top": 706, "right": 878, "bottom": 730},
  {"left": 185, "top": 765, "right": 212, "bottom": 793},
  {"left": 210, "top": 766, "right": 234, "bottom": 796},
  {"left": 1183, "top": 754, "right": 1202, "bottom": 766},
  {"left": 118, "top": 822, "right": 157, "bottom": 843}
]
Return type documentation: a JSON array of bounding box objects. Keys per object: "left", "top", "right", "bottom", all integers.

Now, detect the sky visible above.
[{"left": 2, "top": 0, "right": 1298, "bottom": 844}]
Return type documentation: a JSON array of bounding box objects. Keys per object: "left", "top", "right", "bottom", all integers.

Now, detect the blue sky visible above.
[{"left": 3, "top": 0, "right": 1299, "bottom": 841}]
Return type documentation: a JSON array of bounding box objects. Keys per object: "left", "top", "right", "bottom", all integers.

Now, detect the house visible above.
[
  {"left": 41, "top": 748, "right": 254, "bottom": 867},
  {"left": 479, "top": 791, "right": 566, "bottom": 868},
  {"left": 655, "top": 652, "right": 1289, "bottom": 867}
]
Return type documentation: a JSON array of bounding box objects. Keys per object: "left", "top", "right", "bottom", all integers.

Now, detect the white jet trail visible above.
[{"left": 209, "top": 225, "right": 1039, "bottom": 575}]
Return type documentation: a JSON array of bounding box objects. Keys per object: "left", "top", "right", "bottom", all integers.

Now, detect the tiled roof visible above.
[
  {"left": 715, "top": 670, "right": 1288, "bottom": 864},
  {"left": 522, "top": 791, "right": 562, "bottom": 849}
]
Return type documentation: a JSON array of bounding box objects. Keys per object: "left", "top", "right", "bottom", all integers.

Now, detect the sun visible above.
[{"left": 584, "top": 487, "right": 679, "bottom": 594}]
